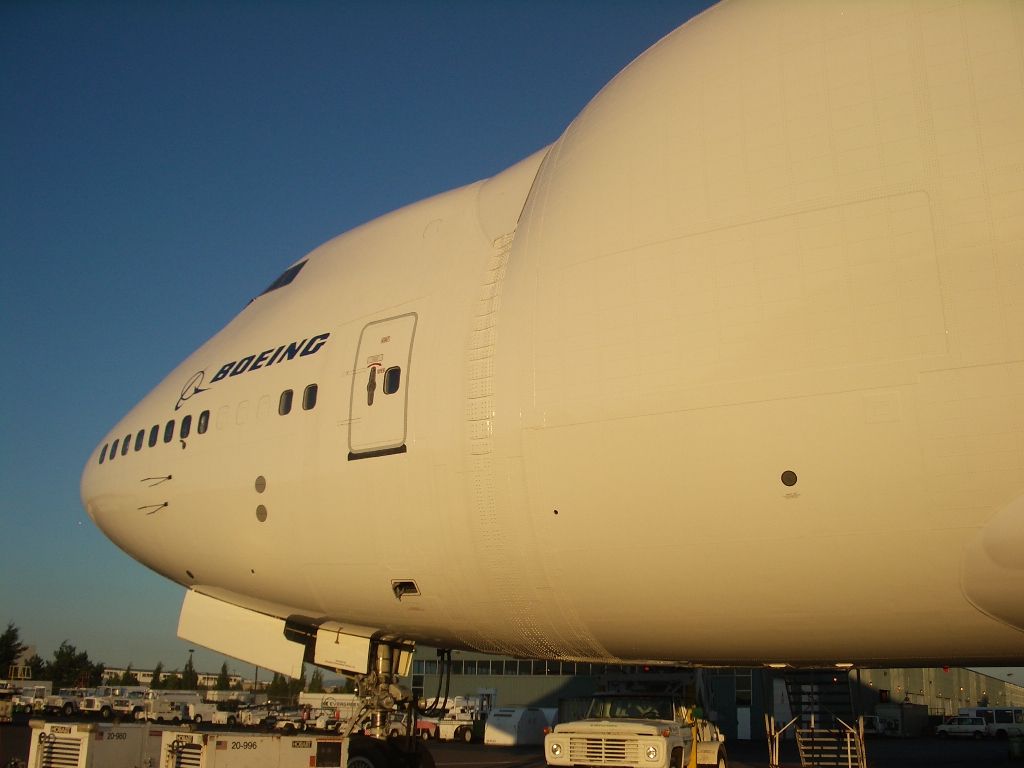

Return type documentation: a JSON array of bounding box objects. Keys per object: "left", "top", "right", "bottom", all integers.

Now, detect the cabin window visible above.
[
  {"left": 121, "top": 435, "right": 131, "bottom": 456},
  {"left": 180, "top": 415, "right": 192, "bottom": 439},
  {"left": 148, "top": 425, "right": 159, "bottom": 447},
  {"left": 198, "top": 410, "right": 210, "bottom": 434},
  {"left": 99, "top": 444, "right": 108, "bottom": 464},
  {"left": 110, "top": 438, "right": 119, "bottom": 460},
  {"left": 279, "top": 389, "right": 293, "bottom": 415},
  {"left": 135, "top": 429, "right": 145, "bottom": 451},
  {"left": 302, "top": 383, "right": 318, "bottom": 410},
  {"left": 383, "top": 366, "right": 401, "bottom": 395},
  {"left": 163, "top": 420, "right": 175, "bottom": 443}
]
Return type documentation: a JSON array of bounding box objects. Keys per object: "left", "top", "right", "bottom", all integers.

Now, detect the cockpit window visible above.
[{"left": 259, "top": 260, "right": 307, "bottom": 296}]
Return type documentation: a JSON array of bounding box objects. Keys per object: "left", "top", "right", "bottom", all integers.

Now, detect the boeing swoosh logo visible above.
[{"left": 176, "top": 371, "right": 209, "bottom": 411}]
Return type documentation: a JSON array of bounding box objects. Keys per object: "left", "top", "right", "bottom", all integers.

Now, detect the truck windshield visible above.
[{"left": 585, "top": 697, "right": 676, "bottom": 720}]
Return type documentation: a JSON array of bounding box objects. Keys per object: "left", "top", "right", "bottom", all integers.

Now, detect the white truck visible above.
[
  {"left": 78, "top": 686, "right": 119, "bottom": 719},
  {"left": 138, "top": 688, "right": 203, "bottom": 722},
  {"left": 12, "top": 681, "right": 52, "bottom": 714},
  {"left": 544, "top": 692, "right": 727, "bottom": 768},
  {"left": 44, "top": 688, "right": 86, "bottom": 717}
]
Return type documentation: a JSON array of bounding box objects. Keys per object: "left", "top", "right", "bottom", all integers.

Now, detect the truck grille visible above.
[
  {"left": 39, "top": 736, "right": 81, "bottom": 768},
  {"left": 568, "top": 736, "right": 640, "bottom": 765}
]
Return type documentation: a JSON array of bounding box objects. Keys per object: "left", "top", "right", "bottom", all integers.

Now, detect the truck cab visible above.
[{"left": 544, "top": 693, "right": 726, "bottom": 768}]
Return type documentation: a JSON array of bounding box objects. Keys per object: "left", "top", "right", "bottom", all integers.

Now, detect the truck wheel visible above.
[
  {"left": 460, "top": 726, "right": 473, "bottom": 743},
  {"left": 348, "top": 735, "right": 388, "bottom": 768},
  {"left": 100, "top": 706, "right": 113, "bottom": 719},
  {"left": 194, "top": 715, "right": 204, "bottom": 724},
  {"left": 420, "top": 729, "right": 432, "bottom": 741},
  {"left": 62, "top": 702, "right": 75, "bottom": 717}
]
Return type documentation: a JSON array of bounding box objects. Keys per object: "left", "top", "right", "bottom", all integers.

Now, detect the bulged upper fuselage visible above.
[{"left": 82, "top": 0, "right": 1024, "bottom": 671}]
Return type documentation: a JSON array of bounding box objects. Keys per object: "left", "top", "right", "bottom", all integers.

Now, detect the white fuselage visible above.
[{"left": 81, "top": 0, "right": 1024, "bottom": 669}]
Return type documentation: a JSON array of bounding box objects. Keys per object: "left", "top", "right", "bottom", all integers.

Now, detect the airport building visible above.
[
  {"left": 404, "top": 648, "right": 1024, "bottom": 741},
  {"left": 101, "top": 667, "right": 246, "bottom": 690}
]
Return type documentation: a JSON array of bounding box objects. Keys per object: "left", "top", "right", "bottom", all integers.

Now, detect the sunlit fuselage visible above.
[{"left": 82, "top": 0, "right": 1024, "bottom": 670}]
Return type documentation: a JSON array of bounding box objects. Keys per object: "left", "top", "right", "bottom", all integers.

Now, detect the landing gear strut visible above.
[{"left": 344, "top": 641, "right": 435, "bottom": 768}]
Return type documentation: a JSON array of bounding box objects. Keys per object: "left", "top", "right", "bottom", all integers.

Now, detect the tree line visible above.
[{"left": 3, "top": 622, "right": 331, "bottom": 702}]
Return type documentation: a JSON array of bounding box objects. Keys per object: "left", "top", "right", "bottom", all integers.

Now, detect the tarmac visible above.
[{"left": 2, "top": 720, "right": 1021, "bottom": 767}]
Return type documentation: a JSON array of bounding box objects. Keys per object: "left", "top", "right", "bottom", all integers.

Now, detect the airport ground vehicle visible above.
[
  {"left": 544, "top": 693, "right": 727, "bottom": 768},
  {"left": 43, "top": 688, "right": 85, "bottom": 717},
  {"left": 78, "top": 686, "right": 119, "bottom": 719},
  {"left": 139, "top": 689, "right": 203, "bottom": 722},
  {"left": 958, "top": 707, "right": 1024, "bottom": 738},
  {"left": 187, "top": 701, "right": 220, "bottom": 723},
  {"left": 436, "top": 699, "right": 486, "bottom": 743},
  {"left": 28, "top": 719, "right": 187, "bottom": 767},
  {"left": 936, "top": 716, "right": 987, "bottom": 739},
  {"left": 11, "top": 681, "right": 51, "bottom": 714},
  {"left": 112, "top": 687, "right": 148, "bottom": 719},
  {"left": 485, "top": 707, "right": 549, "bottom": 746}
]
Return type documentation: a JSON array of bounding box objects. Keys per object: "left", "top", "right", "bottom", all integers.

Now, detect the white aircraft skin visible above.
[{"left": 82, "top": 0, "right": 1024, "bottom": 674}]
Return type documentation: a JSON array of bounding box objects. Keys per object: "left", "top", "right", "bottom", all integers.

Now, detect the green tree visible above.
[
  {"left": 151, "top": 662, "right": 164, "bottom": 690},
  {"left": 119, "top": 664, "right": 140, "bottom": 685},
  {"left": 0, "top": 622, "right": 27, "bottom": 677},
  {"left": 25, "top": 654, "right": 46, "bottom": 680},
  {"left": 266, "top": 672, "right": 287, "bottom": 703},
  {"left": 163, "top": 673, "right": 183, "bottom": 689},
  {"left": 45, "top": 641, "right": 104, "bottom": 688},
  {"left": 308, "top": 669, "right": 325, "bottom": 694},
  {"left": 215, "top": 662, "right": 231, "bottom": 691},
  {"left": 182, "top": 655, "right": 199, "bottom": 690}
]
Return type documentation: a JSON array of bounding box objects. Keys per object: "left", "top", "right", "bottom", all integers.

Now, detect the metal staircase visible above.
[
  {"left": 768, "top": 670, "right": 867, "bottom": 768},
  {"left": 785, "top": 670, "right": 855, "bottom": 727},
  {"left": 795, "top": 719, "right": 867, "bottom": 768}
]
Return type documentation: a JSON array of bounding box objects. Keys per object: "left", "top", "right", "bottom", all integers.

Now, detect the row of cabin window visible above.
[{"left": 98, "top": 383, "right": 319, "bottom": 465}]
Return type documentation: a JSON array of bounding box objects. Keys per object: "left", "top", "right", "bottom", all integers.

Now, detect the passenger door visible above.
[{"left": 348, "top": 313, "right": 417, "bottom": 459}]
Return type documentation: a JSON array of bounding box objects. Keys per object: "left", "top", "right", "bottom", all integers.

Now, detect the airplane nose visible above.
[
  {"left": 80, "top": 442, "right": 139, "bottom": 553},
  {"left": 81, "top": 447, "right": 109, "bottom": 528}
]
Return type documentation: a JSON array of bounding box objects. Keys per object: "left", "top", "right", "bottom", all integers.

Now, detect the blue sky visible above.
[{"left": 1, "top": 0, "right": 715, "bottom": 678}]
